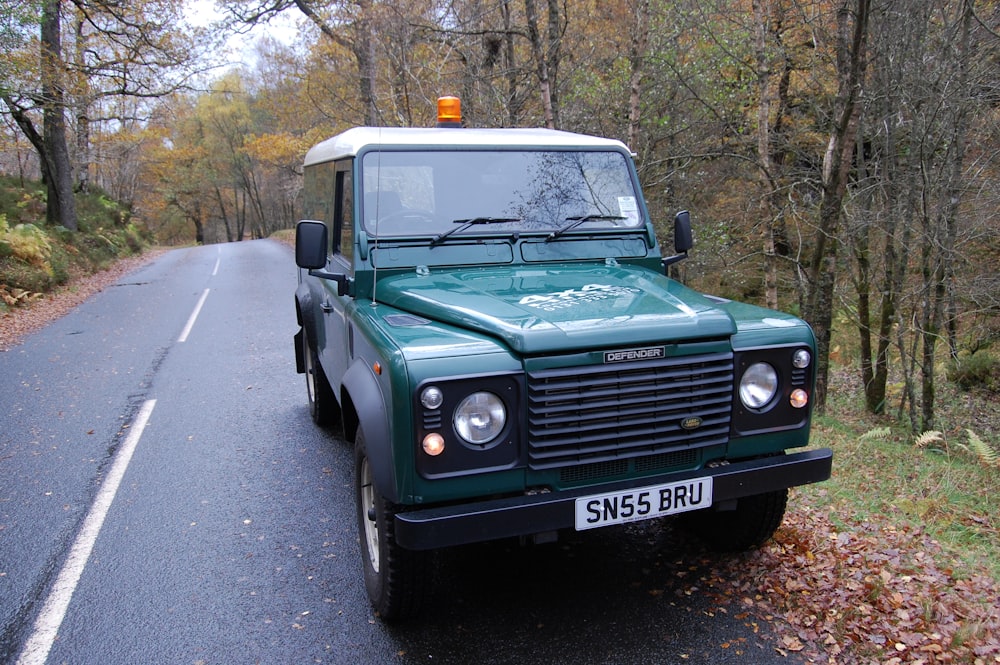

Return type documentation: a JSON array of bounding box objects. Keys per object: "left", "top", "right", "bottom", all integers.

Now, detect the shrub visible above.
[
  {"left": 0, "top": 256, "right": 57, "bottom": 293},
  {"left": 948, "top": 352, "right": 1000, "bottom": 393},
  {"left": 0, "top": 214, "right": 10, "bottom": 259},
  {"left": 123, "top": 224, "right": 144, "bottom": 254},
  {"left": 1, "top": 180, "right": 148, "bottom": 312},
  {"left": 2, "top": 220, "right": 52, "bottom": 268}
]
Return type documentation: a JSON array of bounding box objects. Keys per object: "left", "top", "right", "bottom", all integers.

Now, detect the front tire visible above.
[
  {"left": 355, "top": 428, "right": 430, "bottom": 619},
  {"left": 682, "top": 489, "right": 788, "bottom": 552}
]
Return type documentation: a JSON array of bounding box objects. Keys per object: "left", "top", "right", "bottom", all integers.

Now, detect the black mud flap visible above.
[{"left": 294, "top": 328, "right": 305, "bottom": 374}]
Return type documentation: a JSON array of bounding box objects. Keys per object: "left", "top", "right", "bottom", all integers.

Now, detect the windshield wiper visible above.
[
  {"left": 546, "top": 215, "right": 626, "bottom": 242},
  {"left": 431, "top": 217, "right": 521, "bottom": 246}
]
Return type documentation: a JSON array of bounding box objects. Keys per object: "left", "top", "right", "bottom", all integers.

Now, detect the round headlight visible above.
[
  {"left": 421, "top": 386, "right": 444, "bottom": 410},
  {"left": 454, "top": 392, "right": 506, "bottom": 445},
  {"left": 739, "top": 362, "right": 778, "bottom": 409},
  {"left": 792, "top": 349, "right": 811, "bottom": 369}
]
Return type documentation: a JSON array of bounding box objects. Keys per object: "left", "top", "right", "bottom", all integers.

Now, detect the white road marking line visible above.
[
  {"left": 212, "top": 257, "right": 220, "bottom": 276},
  {"left": 177, "top": 288, "right": 210, "bottom": 343},
  {"left": 16, "top": 399, "right": 157, "bottom": 665}
]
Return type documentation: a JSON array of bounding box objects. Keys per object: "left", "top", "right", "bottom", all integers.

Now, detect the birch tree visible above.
[{"left": 802, "top": 0, "right": 870, "bottom": 412}]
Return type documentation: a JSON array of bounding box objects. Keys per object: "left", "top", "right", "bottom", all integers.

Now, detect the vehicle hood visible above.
[{"left": 374, "top": 264, "right": 737, "bottom": 354}]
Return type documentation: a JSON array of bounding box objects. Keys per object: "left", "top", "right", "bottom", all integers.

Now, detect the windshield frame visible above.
[{"left": 358, "top": 146, "right": 646, "bottom": 241}]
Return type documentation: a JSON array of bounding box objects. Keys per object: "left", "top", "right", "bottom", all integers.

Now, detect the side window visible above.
[
  {"left": 334, "top": 166, "right": 354, "bottom": 264},
  {"left": 302, "top": 159, "right": 335, "bottom": 253}
]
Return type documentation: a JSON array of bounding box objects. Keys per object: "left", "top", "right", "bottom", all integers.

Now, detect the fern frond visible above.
[
  {"left": 914, "top": 430, "right": 945, "bottom": 449},
  {"left": 966, "top": 429, "right": 999, "bottom": 468},
  {"left": 860, "top": 426, "right": 892, "bottom": 442}
]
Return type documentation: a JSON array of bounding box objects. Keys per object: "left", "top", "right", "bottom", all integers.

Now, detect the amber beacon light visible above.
[{"left": 437, "top": 96, "right": 462, "bottom": 127}]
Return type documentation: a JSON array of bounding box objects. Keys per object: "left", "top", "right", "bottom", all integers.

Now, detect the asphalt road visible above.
[{"left": 0, "top": 240, "right": 802, "bottom": 664}]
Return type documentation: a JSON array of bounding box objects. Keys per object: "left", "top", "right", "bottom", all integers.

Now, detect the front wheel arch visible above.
[{"left": 342, "top": 360, "right": 396, "bottom": 502}]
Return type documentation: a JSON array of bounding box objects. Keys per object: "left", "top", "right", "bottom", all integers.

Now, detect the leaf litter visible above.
[{"left": 691, "top": 501, "right": 1000, "bottom": 663}]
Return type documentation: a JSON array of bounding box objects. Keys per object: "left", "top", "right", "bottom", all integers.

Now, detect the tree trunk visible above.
[
  {"left": 73, "top": 8, "right": 91, "bottom": 194},
  {"left": 545, "top": 0, "right": 561, "bottom": 128},
  {"left": 242, "top": 168, "right": 268, "bottom": 239},
  {"left": 2, "top": 95, "right": 48, "bottom": 180},
  {"left": 214, "top": 187, "right": 233, "bottom": 242},
  {"left": 293, "top": 0, "right": 377, "bottom": 125},
  {"left": 525, "top": 0, "right": 555, "bottom": 128},
  {"left": 941, "top": 0, "right": 973, "bottom": 367},
  {"left": 871, "top": 46, "right": 920, "bottom": 417},
  {"left": 753, "top": 0, "right": 778, "bottom": 311},
  {"left": 192, "top": 216, "right": 205, "bottom": 245},
  {"left": 919, "top": 207, "right": 942, "bottom": 432},
  {"left": 40, "top": 0, "right": 78, "bottom": 231},
  {"left": 502, "top": 0, "right": 518, "bottom": 125},
  {"left": 803, "top": 0, "right": 870, "bottom": 413},
  {"left": 919, "top": 0, "right": 973, "bottom": 431},
  {"left": 627, "top": 0, "right": 649, "bottom": 149},
  {"left": 186, "top": 199, "right": 205, "bottom": 244},
  {"left": 354, "top": 0, "right": 378, "bottom": 125},
  {"left": 236, "top": 189, "right": 247, "bottom": 241},
  {"left": 851, "top": 197, "right": 876, "bottom": 410}
]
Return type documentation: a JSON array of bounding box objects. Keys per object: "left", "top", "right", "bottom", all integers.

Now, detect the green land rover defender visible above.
[{"left": 293, "top": 98, "right": 832, "bottom": 619}]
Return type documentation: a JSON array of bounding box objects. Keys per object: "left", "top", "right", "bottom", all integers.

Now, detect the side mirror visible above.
[
  {"left": 295, "top": 219, "right": 351, "bottom": 296},
  {"left": 663, "top": 210, "right": 693, "bottom": 269},
  {"left": 673, "top": 210, "right": 693, "bottom": 254},
  {"left": 295, "top": 220, "right": 328, "bottom": 269}
]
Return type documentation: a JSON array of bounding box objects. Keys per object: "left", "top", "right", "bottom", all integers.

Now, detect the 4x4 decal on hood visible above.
[{"left": 519, "top": 284, "right": 642, "bottom": 312}]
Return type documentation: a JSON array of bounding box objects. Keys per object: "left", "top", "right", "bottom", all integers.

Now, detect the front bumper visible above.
[{"left": 395, "top": 448, "right": 832, "bottom": 550}]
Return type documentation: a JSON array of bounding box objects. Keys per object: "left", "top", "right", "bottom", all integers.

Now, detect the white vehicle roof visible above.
[{"left": 304, "top": 126, "right": 632, "bottom": 167}]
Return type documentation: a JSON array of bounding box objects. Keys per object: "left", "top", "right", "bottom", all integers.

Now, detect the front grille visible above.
[
  {"left": 560, "top": 459, "right": 628, "bottom": 484},
  {"left": 526, "top": 351, "right": 733, "bottom": 470},
  {"left": 559, "top": 448, "right": 698, "bottom": 485}
]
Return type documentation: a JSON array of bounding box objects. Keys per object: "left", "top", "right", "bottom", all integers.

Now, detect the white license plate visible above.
[{"left": 574, "top": 477, "right": 713, "bottom": 531}]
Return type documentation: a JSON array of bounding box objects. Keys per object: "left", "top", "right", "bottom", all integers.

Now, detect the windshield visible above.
[{"left": 360, "top": 150, "right": 643, "bottom": 238}]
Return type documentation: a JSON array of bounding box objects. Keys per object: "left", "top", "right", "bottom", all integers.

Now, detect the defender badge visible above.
[{"left": 604, "top": 346, "right": 665, "bottom": 363}]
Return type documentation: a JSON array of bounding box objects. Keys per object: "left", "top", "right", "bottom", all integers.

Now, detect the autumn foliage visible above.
[
  {"left": 2, "top": 1, "right": 999, "bottom": 658},
  {"left": 721, "top": 504, "right": 1000, "bottom": 663}
]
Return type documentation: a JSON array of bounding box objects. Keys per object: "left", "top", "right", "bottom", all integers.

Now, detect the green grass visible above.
[{"left": 800, "top": 409, "right": 1000, "bottom": 583}]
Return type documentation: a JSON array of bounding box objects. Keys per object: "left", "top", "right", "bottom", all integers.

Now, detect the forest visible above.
[{"left": 1, "top": 0, "right": 999, "bottom": 432}]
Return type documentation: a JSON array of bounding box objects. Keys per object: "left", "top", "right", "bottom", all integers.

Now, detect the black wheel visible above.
[
  {"left": 681, "top": 489, "right": 788, "bottom": 552},
  {"left": 355, "top": 428, "right": 431, "bottom": 620},
  {"left": 301, "top": 332, "right": 341, "bottom": 429}
]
